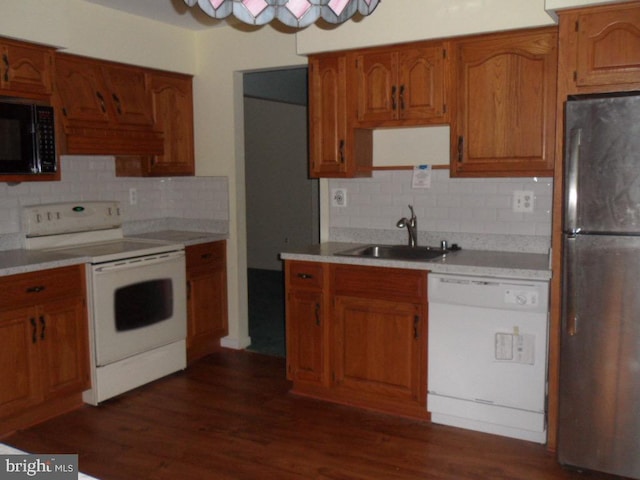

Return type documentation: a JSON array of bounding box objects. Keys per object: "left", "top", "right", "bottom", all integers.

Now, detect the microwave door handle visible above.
[{"left": 565, "top": 128, "right": 581, "bottom": 235}]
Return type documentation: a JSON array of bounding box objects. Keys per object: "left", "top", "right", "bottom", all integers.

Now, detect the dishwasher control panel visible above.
[
  {"left": 428, "top": 274, "right": 548, "bottom": 313},
  {"left": 504, "top": 288, "right": 539, "bottom": 307}
]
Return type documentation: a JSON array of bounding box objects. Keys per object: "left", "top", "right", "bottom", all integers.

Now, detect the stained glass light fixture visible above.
[{"left": 184, "top": 0, "right": 380, "bottom": 28}]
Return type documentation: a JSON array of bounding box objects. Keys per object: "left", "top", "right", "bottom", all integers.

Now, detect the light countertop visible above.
[
  {"left": 131, "top": 230, "right": 227, "bottom": 246},
  {"left": 0, "top": 231, "right": 227, "bottom": 277},
  {"left": 280, "top": 242, "right": 552, "bottom": 281}
]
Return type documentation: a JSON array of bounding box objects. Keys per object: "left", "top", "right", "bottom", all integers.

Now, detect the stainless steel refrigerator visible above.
[{"left": 559, "top": 91, "right": 640, "bottom": 479}]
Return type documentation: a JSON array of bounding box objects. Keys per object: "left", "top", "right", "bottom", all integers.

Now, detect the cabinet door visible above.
[
  {"left": 574, "top": 4, "right": 640, "bottom": 88},
  {"left": 186, "top": 242, "right": 227, "bottom": 363},
  {"left": 286, "top": 289, "right": 326, "bottom": 385},
  {"left": 39, "top": 297, "right": 90, "bottom": 399},
  {"left": 354, "top": 50, "right": 396, "bottom": 123},
  {"left": 0, "top": 40, "right": 53, "bottom": 96},
  {"left": 333, "top": 295, "right": 425, "bottom": 404},
  {"left": 398, "top": 44, "right": 447, "bottom": 122},
  {"left": 451, "top": 28, "right": 557, "bottom": 177},
  {"left": 54, "top": 55, "right": 112, "bottom": 125},
  {"left": 187, "top": 268, "right": 228, "bottom": 343},
  {"left": 0, "top": 307, "right": 41, "bottom": 419},
  {"left": 309, "top": 54, "right": 349, "bottom": 177},
  {"left": 146, "top": 72, "right": 195, "bottom": 176},
  {"left": 102, "top": 64, "right": 154, "bottom": 127}
]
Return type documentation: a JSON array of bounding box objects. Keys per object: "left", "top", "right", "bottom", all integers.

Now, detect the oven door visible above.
[{"left": 90, "top": 250, "right": 186, "bottom": 367}]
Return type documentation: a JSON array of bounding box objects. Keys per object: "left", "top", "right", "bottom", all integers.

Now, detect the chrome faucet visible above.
[{"left": 396, "top": 205, "right": 418, "bottom": 247}]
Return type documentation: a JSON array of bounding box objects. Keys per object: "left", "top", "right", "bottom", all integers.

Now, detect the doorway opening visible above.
[{"left": 243, "top": 67, "right": 318, "bottom": 357}]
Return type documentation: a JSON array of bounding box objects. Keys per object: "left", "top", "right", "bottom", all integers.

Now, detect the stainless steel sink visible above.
[{"left": 336, "top": 244, "right": 447, "bottom": 261}]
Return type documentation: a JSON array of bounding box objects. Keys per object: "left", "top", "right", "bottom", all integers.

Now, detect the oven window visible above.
[{"left": 115, "top": 279, "right": 173, "bottom": 331}]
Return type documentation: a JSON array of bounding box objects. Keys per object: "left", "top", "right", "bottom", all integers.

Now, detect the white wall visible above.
[
  {"left": 0, "top": 0, "right": 196, "bottom": 73},
  {"left": 296, "top": 0, "right": 556, "bottom": 54},
  {"left": 245, "top": 98, "right": 315, "bottom": 271},
  {"left": 191, "top": 25, "right": 304, "bottom": 348}
]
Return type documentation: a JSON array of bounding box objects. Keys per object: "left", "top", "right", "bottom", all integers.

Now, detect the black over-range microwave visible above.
[{"left": 0, "top": 99, "right": 57, "bottom": 175}]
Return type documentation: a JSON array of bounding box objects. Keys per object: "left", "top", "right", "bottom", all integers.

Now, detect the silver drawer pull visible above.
[{"left": 26, "top": 285, "right": 46, "bottom": 293}]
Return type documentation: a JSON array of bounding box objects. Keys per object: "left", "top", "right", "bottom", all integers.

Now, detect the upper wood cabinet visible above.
[
  {"left": 559, "top": 2, "right": 640, "bottom": 94},
  {"left": 146, "top": 71, "right": 195, "bottom": 176},
  {"left": 0, "top": 38, "right": 54, "bottom": 98},
  {"left": 352, "top": 41, "right": 449, "bottom": 126},
  {"left": 308, "top": 52, "right": 372, "bottom": 178},
  {"left": 450, "top": 27, "right": 558, "bottom": 177},
  {"left": 115, "top": 71, "right": 195, "bottom": 177},
  {"left": 53, "top": 53, "right": 163, "bottom": 156}
]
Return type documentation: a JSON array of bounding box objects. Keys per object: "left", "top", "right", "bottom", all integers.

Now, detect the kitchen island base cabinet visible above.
[
  {"left": 186, "top": 241, "right": 228, "bottom": 365},
  {"left": 285, "top": 260, "right": 428, "bottom": 420},
  {"left": 0, "top": 265, "right": 90, "bottom": 437}
]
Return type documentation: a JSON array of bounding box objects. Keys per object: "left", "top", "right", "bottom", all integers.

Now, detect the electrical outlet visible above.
[
  {"left": 513, "top": 190, "right": 534, "bottom": 213},
  {"left": 331, "top": 188, "right": 347, "bottom": 207},
  {"left": 129, "top": 188, "right": 138, "bottom": 205}
]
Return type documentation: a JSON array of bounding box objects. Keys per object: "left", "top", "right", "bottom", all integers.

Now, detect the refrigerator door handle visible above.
[
  {"left": 563, "top": 236, "right": 578, "bottom": 337},
  {"left": 565, "top": 128, "right": 582, "bottom": 235}
]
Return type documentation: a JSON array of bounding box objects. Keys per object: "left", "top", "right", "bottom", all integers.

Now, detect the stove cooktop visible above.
[
  {"left": 45, "top": 237, "right": 184, "bottom": 264},
  {"left": 22, "top": 201, "right": 184, "bottom": 263}
]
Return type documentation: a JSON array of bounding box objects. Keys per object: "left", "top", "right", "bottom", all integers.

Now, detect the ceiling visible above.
[{"left": 83, "top": 0, "right": 227, "bottom": 30}]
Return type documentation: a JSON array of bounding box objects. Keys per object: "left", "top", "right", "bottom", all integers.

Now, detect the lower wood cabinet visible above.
[
  {"left": 0, "top": 265, "right": 90, "bottom": 436},
  {"left": 286, "top": 261, "right": 328, "bottom": 386},
  {"left": 285, "top": 260, "right": 428, "bottom": 420},
  {"left": 186, "top": 241, "right": 228, "bottom": 364}
]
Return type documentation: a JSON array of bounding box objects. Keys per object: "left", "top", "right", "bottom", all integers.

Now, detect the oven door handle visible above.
[{"left": 93, "top": 251, "right": 184, "bottom": 273}]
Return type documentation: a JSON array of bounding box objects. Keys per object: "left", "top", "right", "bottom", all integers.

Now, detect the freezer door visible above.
[
  {"left": 564, "top": 93, "right": 640, "bottom": 235},
  {"left": 559, "top": 234, "right": 640, "bottom": 479}
]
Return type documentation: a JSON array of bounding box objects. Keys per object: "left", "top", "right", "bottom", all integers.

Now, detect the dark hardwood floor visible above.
[{"left": 4, "top": 349, "right": 617, "bottom": 480}]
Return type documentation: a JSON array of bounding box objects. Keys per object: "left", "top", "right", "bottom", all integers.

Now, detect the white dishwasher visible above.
[{"left": 427, "top": 273, "right": 549, "bottom": 444}]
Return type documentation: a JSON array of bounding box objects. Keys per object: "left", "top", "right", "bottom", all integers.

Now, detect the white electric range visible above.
[{"left": 23, "top": 201, "right": 187, "bottom": 405}]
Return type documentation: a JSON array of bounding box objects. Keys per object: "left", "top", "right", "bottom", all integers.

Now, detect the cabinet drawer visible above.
[
  {"left": 0, "top": 265, "right": 84, "bottom": 308},
  {"left": 332, "top": 264, "right": 426, "bottom": 302},
  {"left": 287, "top": 261, "right": 324, "bottom": 290},
  {"left": 186, "top": 241, "right": 225, "bottom": 269}
]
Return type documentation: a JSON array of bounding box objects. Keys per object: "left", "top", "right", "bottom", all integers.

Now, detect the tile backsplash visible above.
[
  {"left": 0, "top": 156, "right": 228, "bottom": 250},
  {"left": 329, "top": 169, "right": 553, "bottom": 254}
]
